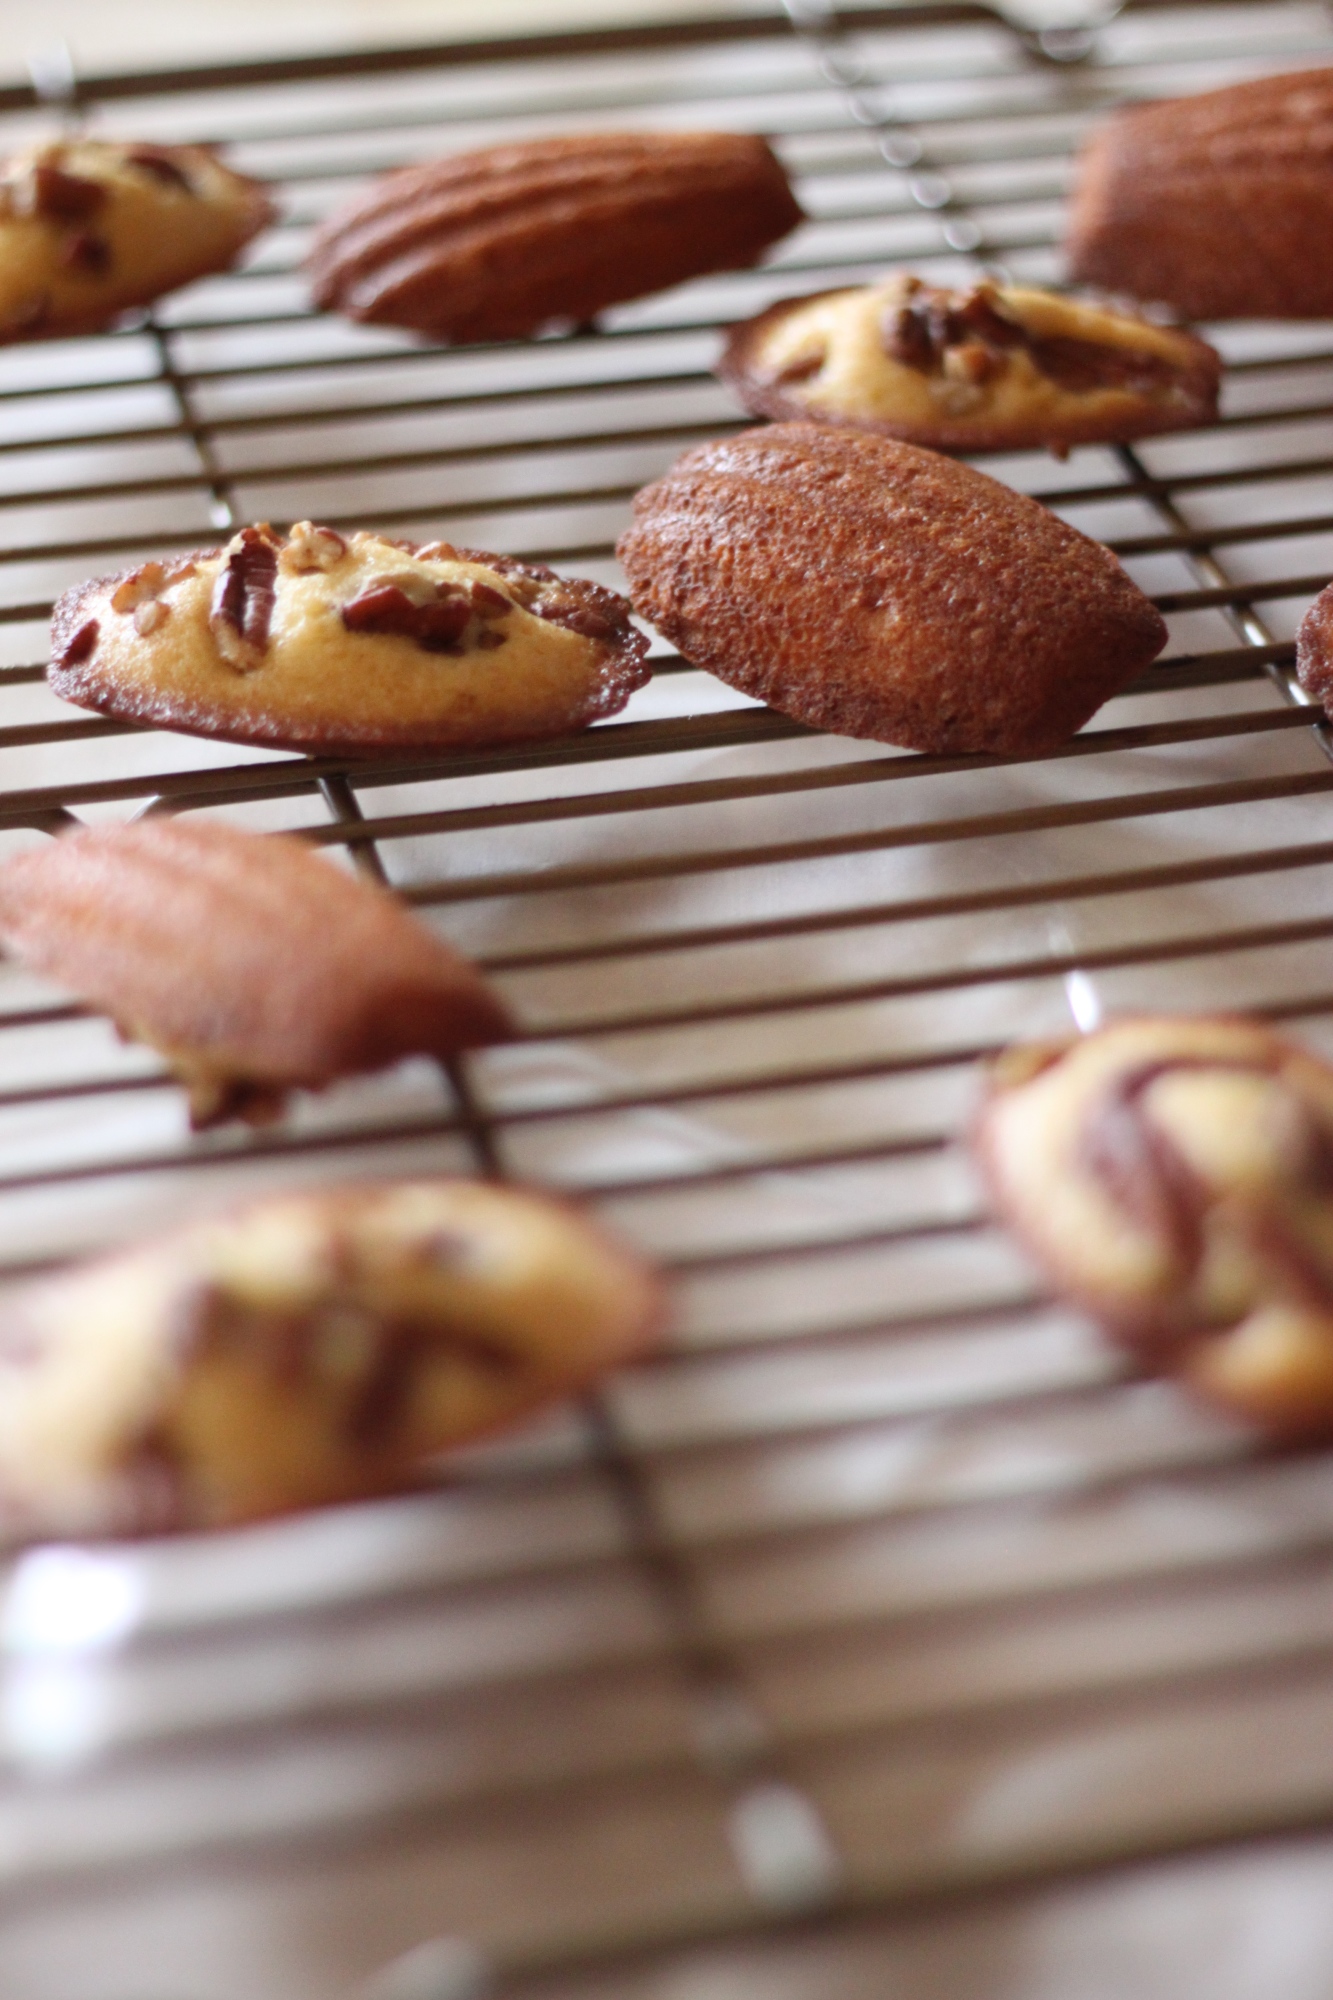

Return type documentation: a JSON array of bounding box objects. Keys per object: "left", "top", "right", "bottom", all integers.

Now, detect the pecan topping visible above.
[
  {"left": 774, "top": 350, "right": 825, "bottom": 385},
  {"left": 134, "top": 600, "right": 169, "bottom": 636},
  {"left": 534, "top": 595, "right": 616, "bottom": 641},
  {"left": 209, "top": 528, "right": 279, "bottom": 672},
  {"left": 123, "top": 147, "right": 195, "bottom": 193},
  {"left": 452, "top": 547, "right": 625, "bottom": 645},
  {"left": 883, "top": 302, "right": 938, "bottom": 371},
  {"left": 340, "top": 562, "right": 519, "bottom": 655},
  {"left": 883, "top": 281, "right": 1186, "bottom": 400},
  {"left": 942, "top": 342, "right": 996, "bottom": 386},
  {"left": 111, "top": 558, "right": 197, "bottom": 622},
  {"left": 111, "top": 562, "right": 169, "bottom": 614},
  {"left": 24, "top": 162, "right": 107, "bottom": 223},
  {"left": 280, "top": 521, "right": 347, "bottom": 574},
  {"left": 415, "top": 541, "right": 460, "bottom": 562},
  {"left": 58, "top": 619, "right": 99, "bottom": 667},
  {"left": 468, "top": 579, "right": 512, "bottom": 618},
  {"left": 884, "top": 284, "right": 1022, "bottom": 373},
  {"left": 341, "top": 582, "right": 473, "bottom": 654},
  {"left": 1023, "top": 334, "right": 1183, "bottom": 396},
  {"left": 60, "top": 230, "right": 111, "bottom": 275}
]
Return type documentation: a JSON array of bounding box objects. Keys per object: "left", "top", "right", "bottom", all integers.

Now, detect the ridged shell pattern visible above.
[{"left": 306, "top": 130, "right": 805, "bottom": 342}]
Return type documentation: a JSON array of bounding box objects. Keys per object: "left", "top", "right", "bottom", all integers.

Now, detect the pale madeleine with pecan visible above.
[
  {"left": 975, "top": 1017, "right": 1333, "bottom": 1435},
  {"left": 0, "top": 1179, "right": 662, "bottom": 1539},
  {"left": 0, "top": 818, "right": 513, "bottom": 1128},
  {"left": 0, "top": 138, "right": 272, "bottom": 342},
  {"left": 49, "top": 523, "right": 650, "bottom": 753},
  {"left": 719, "top": 274, "right": 1220, "bottom": 452}
]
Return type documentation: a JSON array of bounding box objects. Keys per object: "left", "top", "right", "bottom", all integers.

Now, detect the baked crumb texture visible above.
[
  {"left": 975, "top": 1016, "right": 1333, "bottom": 1436},
  {"left": 1295, "top": 578, "right": 1333, "bottom": 717},
  {"left": 49, "top": 523, "right": 650, "bottom": 752},
  {"left": 0, "top": 1180, "right": 662, "bottom": 1539},
  {"left": 0, "top": 137, "right": 272, "bottom": 342},
  {"left": 618, "top": 422, "right": 1167, "bottom": 757},
  {"left": 1066, "top": 65, "right": 1333, "bottom": 319},
  {"left": 719, "top": 275, "right": 1220, "bottom": 452},
  {"left": 0, "top": 818, "right": 513, "bottom": 1129},
  {"left": 306, "top": 130, "right": 804, "bottom": 342}
]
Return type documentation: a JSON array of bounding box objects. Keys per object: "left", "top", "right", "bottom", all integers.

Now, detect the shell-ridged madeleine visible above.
[
  {"left": 306, "top": 131, "right": 804, "bottom": 342},
  {"left": 1067, "top": 67, "right": 1333, "bottom": 320},
  {"left": 617, "top": 424, "right": 1167, "bottom": 757},
  {"left": 0, "top": 1179, "right": 662, "bottom": 1539},
  {"left": 0, "top": 818, "right": 513, "bottom": 1128}
]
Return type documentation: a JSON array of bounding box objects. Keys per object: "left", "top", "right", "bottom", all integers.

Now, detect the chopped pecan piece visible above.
[
  {"left": 942, "top": 342, "right": 996, "bottom": 386},
  {"left": 534, "top": 596, "right": 616, "bottom": 641},
  {"left": 280, "top": 521, "right": 348, "bottom": 574},
  {"left": 123, "top": 147, "right": 195, "bottom": 192},
  {"left": 209, "top": 528, "right": 280, "bottom": 672},
  {"left": 341, "top": 582, "right": 473, "bottom": 654},
  {"left": 468, "top": 579, "right": 512, "bottom": 618},
  {"left": 60, "top": 230, "right": 111, "bottom": 275},
  {"left": 884, "top": 283, "right": 1021, "bottom": 373},
  {"left": 883, "top": 301, "right": 937, "bottom": 371},
  {"left": 110, "top": 562, "right": 169, "bottom": 615},
  {"left": 883, "top": 280, "right": 1183, "bottom": 399},
  {"left": 774, "top": 350, "right": 824, "bottom": 385},
  {"left": 133, "top": 600, "right": 169, "bottom": 635},
  {"left": 24, "top": 161, "right": 106, "bottom": 223},
  {"left": 1025, "top": 334, "right": 1183, "bottom": 395},
  {"left": 950, "top": 285, "right": 1024, "bottom": 349},
  {"left": 58, "top": 619, "right": 99, "bottom": 667}
]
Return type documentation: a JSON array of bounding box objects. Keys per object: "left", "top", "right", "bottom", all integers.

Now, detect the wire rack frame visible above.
[{"left": 2, "top": 5, "right": 1333, "bottom": 1998}]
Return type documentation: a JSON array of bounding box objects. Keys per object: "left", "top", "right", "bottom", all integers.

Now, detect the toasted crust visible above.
[
  {"left": 0, "top": 818, "right": 513, "bottom": 1125},
  {"left": 617, "top": 423, "right": 1167, "bottom": 757},
  {"left": 0, "top": 1178, "right": 664, "bottom": 1539},
  {"left": 306, "top": 130, "right": 804, "bottom": 342},
  {"left": 973, "top": 1016, "right": 1333, "bottom": 1437},
  {"left": 718, "top": 276, "right": 1220, "bottom": 452},
  {"left": 1296, "top": 579, "right": 1333, "bottom": 711},
  {"left": 0, "top": 138, "right": 272, "bottom": 342},
  {"left": 1066, "top": 67, "right": 1333, "bottom": 319},
  {"left": 48, "top": 527, "right": 651, "bottom": 755}
]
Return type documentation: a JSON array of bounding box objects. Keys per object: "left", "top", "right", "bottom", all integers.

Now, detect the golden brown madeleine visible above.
[
  {"left": 0, "top": 818, "right": 513, "bottom": 1127},
  {"left": 306, "top": 131, "right": 804, "bottom": 342},
  {"left": 1296, "top": 578, "right": 1333, "bottom": 713},
  {"left": 974, "top": 1017, "right": 1333, "bottom": 1436},
  {"left": 0, "top": 137, "right": 272, "bottom": 342},
  {"left": 1066, "top": 67, "right": 1333, "bottom": 319},
  {"left": 49, "top": 523, "right": 650, "bottom": 754},
  {"left": 617, "top": 423, "right": 1166, "bottom": 757},
  {"left": 0, "top": 1179, "right": 663, "bottom": 1538},
  {"left": 719, "top": 274, "right": 1219, "bottom": 452}
]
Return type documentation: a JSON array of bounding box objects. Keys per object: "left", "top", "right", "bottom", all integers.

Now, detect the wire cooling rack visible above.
[{"left": 3, "top": 3, "right": 1333, "bottom": 1995}]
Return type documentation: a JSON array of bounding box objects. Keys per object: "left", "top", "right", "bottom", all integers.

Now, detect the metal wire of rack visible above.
[{"left": 2, "top": 4, "right": 1333, "bottom": 1996}]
